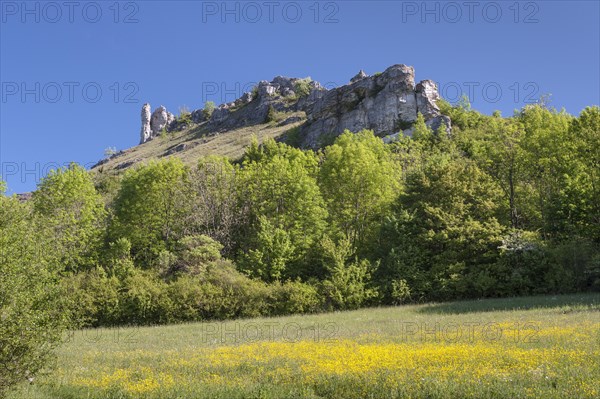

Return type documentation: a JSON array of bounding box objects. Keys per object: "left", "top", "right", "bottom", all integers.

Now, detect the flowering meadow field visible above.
[{"left": 9, "top": 294, "right": 600, "bottom": 399}]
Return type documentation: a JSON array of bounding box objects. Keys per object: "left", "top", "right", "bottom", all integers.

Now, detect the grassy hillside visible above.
[
  {"left": 92, "top": 112, "right": 306, "bottom": 175},
  {"left": 9, "top": 293, "right": 600, "bottom": 399}
]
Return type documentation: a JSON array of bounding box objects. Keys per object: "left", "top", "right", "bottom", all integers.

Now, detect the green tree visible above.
[
  {"left": 32, "top": 163, "right": 106, "bottom": 272},
  {"left": 517, "top": 104, "right": 573, "bottom": 237},
  {"left": 383, "top": 153, "right": 505, "bottom": 300},
  {"left": 411, "top": 113, "right": 433, "bottom": 144},
  {"left": 320, "top": 236, "right": 378, "bottom": 310},
  {"left": 238, "top": 139, "right": 327, "bottom": 280},
  {"left": 462, "top": 117, "right": 527, "bottom": 228},
  {"left": 437, "top": 96, "right": 485, "bottom": 132},
  {"left": 242, "top": 217, "right": 295, "bottom": 281},
  {"left": 567, "top": 106, "right": 600, "bottom": 242},
  {"left": 186, "top": 156, "right": 240, "bottom": 253},
  {"left": 0, "top": 186, "right": 71, "bottom": 394},
  {"left": 111, "top": 159, "right": 189, "bottom": 267},
  {"left": 319, "top": 130, "right": 400, "bottom": 252}
]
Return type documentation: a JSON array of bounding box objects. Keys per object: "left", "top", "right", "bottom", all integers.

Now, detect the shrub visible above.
[
  {"left": 104, "top": 146, "right": 118, "bottom": 158},
  {"left": 271, "top": 280, "right": 322, "bottom": 315},
  {"left": 202, "top": 101, "right": 216, "bottom": 120},
  {"left": 265, "top": 105, "right": 278, "bottom": 123},
  {"left": 391, "top": 279, "right": 412, "bottom": 304},
  {"left": 63, "top": 269, "right": 121, "bottom": 327},
  {"left": 294, "top": 78, "right": 312, "bottom": 98},
  {"left": 200, "top": 261, "right": 271, "bottom": 319},
  {"left": 118, "top": 270, "right": 172, "bottom": 325},
  {"left": 167, "top": 275, "right": 206, "bottom": 322},
  {"left": 173, "top": 235, "right": 223, "bottom": 275},
  {"left": 178, "top": 107, "right": 192, "bottom": 126}
]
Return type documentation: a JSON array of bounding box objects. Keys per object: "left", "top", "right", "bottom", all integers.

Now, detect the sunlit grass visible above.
[
  {"left": 92, "top": 114, "right": 307, "bottom": 175},
  {"left": 9, "top": 293, "right": 600, "bottom": 399}
]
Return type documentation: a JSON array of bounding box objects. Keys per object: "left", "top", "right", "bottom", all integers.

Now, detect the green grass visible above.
[
  {"left": 92, "top": 114, "right": 307, "bottom": 176},
  {"left": 8, "top": 293, "right": 600, "bottom": 399}
]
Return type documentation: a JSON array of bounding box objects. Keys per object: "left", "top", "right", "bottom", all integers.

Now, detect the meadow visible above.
[{"left": 8, "top": 293, "right": 600, "bottom": 399}]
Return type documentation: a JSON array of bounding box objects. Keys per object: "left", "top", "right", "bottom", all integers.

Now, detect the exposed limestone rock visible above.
[
  {"left": 415, "top": 80, "right": 451, "bottom": 135},
  {"left": 278, "top": 115, "right": 304, "bottom": 126},
  {"left": 150, "top": 106, "right": 175, "bottom": 136},
  {"left": 140, "top": 103, "right": 175, "bottom": 144},
  {"left": 197, "top": 76, "right": 325, "bottom": 133},
  {"left": 297, "top": 65, "right": 451, "bottom": 147},
  {"left": 415, "top": 80, "right": 441, "bottom": 119},
  {"left": 139, "top": 104, "right": 176, "bottom": 144},
  {"left": 136, "top": 64, "right": 451, "bottom": 149},
  {"left": 16, "top": 192, "right": 32, "bottom": 202},
  {"left": 191, "top": 109, "right": 206, "bottom": 123},
  {"left": 116, "top": 159, "right": 141, "bottom": 170},
  {"left": 258, "top": 81, "right": 277, "bottom": 97},
  {"left": 300, "top": 64, "right": 421, "bottom": 147},
  {"left": 239, "top": 91, "right": 254, "bottom": 104},
  {"left": 426, "top": 114, "right": 452, "bottom": 135},
  {"left": 350, "top": 70, "right": 368, "bottom": 83},
  {"left": 140, "top": 103, "right": 152, "bottom": 144}
]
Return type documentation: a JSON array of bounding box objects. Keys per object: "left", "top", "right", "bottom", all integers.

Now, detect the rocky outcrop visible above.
[
  {"left": 140, "top": 103, "right": 152, "bottom": 144},
  {"left": 415, "top": 79, "right": 451, "bottom": 134},
  {"left": 199, "top": 77, "right": 325, "bottom": 133},
  {"left": 151, "top": 106, "right": 175, "bottom": 135},
  {"left": 301, "top": 65, "right": 417, "bottom": 147},
  {"left": 415, "top": 80, "right": 440, "bottom": 119},
  {"left": 139, "top": 104, "right": 176, "bottom": 144},
  {"left": 299, "top": 64, "right": 450, "bottom": 147},
  {"left": 137, "top": 64, "right": 451, "bottom": 147},
  {"left": 350, "top": 70, "right": 368, "bottom": 83}
]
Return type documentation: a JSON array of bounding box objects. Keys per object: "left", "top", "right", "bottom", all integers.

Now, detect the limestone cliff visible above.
[{"left": 137, "top": 64, "right": 450, "bottom": 147}]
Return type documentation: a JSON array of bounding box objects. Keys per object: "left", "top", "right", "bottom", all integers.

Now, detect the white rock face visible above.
[
  {"left": 302, "top": 64, "right": 420, "bottom": 147},
  {"left": 139, "top": 104, "right": 175, "bottom": 143},
  {"left": 150, "top": 106, "right": 173, "bottom": 136},
  {"left": 140, "top": 103, "right": 152, "bottom": 144},
  {"left": 415, "top": 80, "right": 441, "bottom": 119},
  {"left": 258, "top": 81, "right": 277, "bottom": 97},
  {"left": 300, "top": 66, "right": 451, "bottom": 146},
  {"left": 136, "top": 64, "right": 451, "bottom": 148}
]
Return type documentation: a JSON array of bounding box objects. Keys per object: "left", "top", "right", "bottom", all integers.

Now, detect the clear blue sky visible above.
[{"left": 1, "top": 0, "right": 599, "bottom": 194}]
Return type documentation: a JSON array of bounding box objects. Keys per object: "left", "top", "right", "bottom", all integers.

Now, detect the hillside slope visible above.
[
  {"left": 92, "top": 112, "right": 305, "bottom": 174},
  {"left": 92, "top": 64, "right": 450, "bottom": 175}
]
